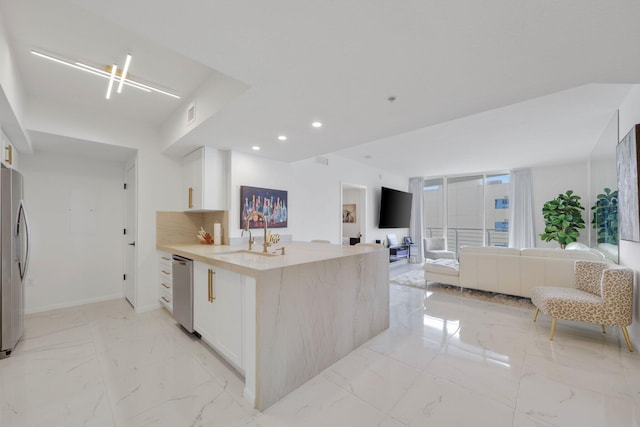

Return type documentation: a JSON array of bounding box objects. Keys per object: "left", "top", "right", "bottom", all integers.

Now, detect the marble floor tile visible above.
[
  {"left": 22, "top": 306, "right": 88, "bottom": 339},
  {"left": 104, "top": 353, "right": 219, "bottom": 422},
  {"left": 259, "top": 375, "right": 384, "bottom": 427},
  {"left": 1, "top": 383, "right": 115, "bottom": 427},
  {"left": 124, "top": 381, "right": 257, "bottom": 427},
  {"left": 517, "top": 369, "right": 639, "bottom": 427},
  {"left": 389, "top": 371, "right": 515, "bottom": 427},
  {"left": 2, "top": 272, "right": 640, "bottom": 426},
  {"left": 426, "top": 343, "right": 523, "bottom": 407},
  {"left": 321, "top": 345, "right": 420, "bottom": 413}
]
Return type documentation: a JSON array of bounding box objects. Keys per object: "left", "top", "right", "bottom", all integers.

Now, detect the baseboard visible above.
[{"left": 25, "top": 293, "right": 124, "bottom": 314}]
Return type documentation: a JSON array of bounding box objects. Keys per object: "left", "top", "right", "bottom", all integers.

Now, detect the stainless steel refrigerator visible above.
[{"left": 0, "top": 165, "right": 29, "bottom": 356}]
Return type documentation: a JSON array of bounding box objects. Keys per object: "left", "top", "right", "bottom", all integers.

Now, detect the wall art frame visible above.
[
  {"left": 240, "top": 185, "right": 288, "bottom": 229},
  {"left": 616, "top": 124, "right": 640, "bottom": 242}
]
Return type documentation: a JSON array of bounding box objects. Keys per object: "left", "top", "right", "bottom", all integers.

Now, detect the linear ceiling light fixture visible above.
[
  {"left": 117, "top": 54, "right": 132, "bottom": 94},
  {"left": 76, "top": 62, "right": 151, "bottom": 93},
  {"left": 30, "top": 50, "right": 180, "bottom": 99},
  {"left": 106, "top": 64, "right": 117, "bottom": 99}
]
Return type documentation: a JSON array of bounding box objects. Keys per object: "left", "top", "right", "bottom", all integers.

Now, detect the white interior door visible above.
[{"left": 123, "top": 162, "right": 137, "bottom": 307}]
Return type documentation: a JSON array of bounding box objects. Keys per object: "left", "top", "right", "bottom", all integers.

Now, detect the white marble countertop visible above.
[{"left": 157, "top": 241, "right": 385, "bottom": 275}]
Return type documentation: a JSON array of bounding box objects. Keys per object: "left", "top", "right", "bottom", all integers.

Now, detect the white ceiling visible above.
[
  {"left": 29, "top": 131, "right": 136, "bottom": 162},
  {"left": 2, "top": 0, "right": 640, "bottom": 175}
]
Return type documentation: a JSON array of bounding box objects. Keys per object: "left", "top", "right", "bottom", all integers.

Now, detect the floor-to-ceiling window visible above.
[
  {"left": 424, "top": 178, "right": 444, "bottom": 239},
  {"left": 424, "top": 172, "right": 510, "bottom": 255},
  {"left": 485, "top": 173, "right": 510, "bottom": 247},
  {"left": 447, "top": 175, "right": 484, "bottom": 252}
]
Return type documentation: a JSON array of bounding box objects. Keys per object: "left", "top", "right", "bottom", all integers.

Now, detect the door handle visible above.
[
  {"left": 128, "top": 242, "right": 136, "bottom": 246},
  {"left": 208, "top": 268, "right": 216, "bottom": 302}
]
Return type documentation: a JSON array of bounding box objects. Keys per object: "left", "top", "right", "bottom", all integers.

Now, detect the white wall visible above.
[
  {"left": 229, "top": 152, "right": 409, "bottom": 245},
  {"left": 25, "top": 100, "right": 184, "bottom": 312},
  {"left": 20, "top": 152, "right": 126, "bottom": 312},
  {"left": 530, "top": 161, "right": 589, "bottom": 248},
  {"left": 0, "top": 18, "right": 24, "bottom": 127},
  {"left": 617, "top": 85, "right": 640, "bottom": 348},
  {"left": 0, "top": 16, "right": 29, "bottom": 152}
]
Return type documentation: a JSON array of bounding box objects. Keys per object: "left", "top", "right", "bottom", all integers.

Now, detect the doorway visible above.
[
  {"left": 341, "top": 183, "right": 366, "bottom": 245},
  {"left": 123, "top": 161, "right": 137, "bottom": 307}
]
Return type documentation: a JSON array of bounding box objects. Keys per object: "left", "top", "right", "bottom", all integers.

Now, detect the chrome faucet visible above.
[{"left": 244, "top": 211, "right": 270, "bottom": 253}]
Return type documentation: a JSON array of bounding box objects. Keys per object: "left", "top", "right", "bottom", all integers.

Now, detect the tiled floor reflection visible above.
[{"left": 2, "top": 268, "right": 640, "bottom": 426}]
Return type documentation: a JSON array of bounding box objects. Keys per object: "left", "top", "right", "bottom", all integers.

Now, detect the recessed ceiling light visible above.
[
  {"left": 312, "top": 121, "right": 323, "bottom": 128},
  {"left": 252, "top": 146, "right": 261, "bottom": 151},
  {"left": 278, "top": 135, "right": 287, "bottom": 141}
]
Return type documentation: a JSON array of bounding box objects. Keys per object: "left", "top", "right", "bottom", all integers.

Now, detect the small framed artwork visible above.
[
  {"left": 343, "top": 204, "right": 356, "bottom": 223},
  {"left": 240, "top": 185, "right": 288, "bottom": 229}
]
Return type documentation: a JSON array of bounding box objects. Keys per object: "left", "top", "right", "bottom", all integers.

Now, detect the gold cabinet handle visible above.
[
  {"left": 161, "top": 282, "right": 170, "bottom": 289},
  {"left": 188, "top": 187, "right": 194, "bottom": 209},
  {"left": 5, "top": 145, "right": 12, "bottom": 165},
  {"left": 161, "top": 296, "right": 170, "bottom": 303},
  {"left": 161, "top": 256, "right": 170, "bottom": 261},
  {"left": 161, "top": 270, "right": 171, "bottom": 275},
  {"left": 208, "top": 268, "right": 216, "bottom": 302}
]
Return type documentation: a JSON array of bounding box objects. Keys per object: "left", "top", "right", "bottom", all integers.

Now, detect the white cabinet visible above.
[
  {"left": 193, "top": 261, "right": 244, "bottom": 371},
  {"left": 0, "top": 129, "right": 17, "bottom": 170},
  {"left": 183, "top": 147, "right": 228, "bottom": 211},
  {"left": 158, "top": 252, "right": 173, "bottom": 312}
]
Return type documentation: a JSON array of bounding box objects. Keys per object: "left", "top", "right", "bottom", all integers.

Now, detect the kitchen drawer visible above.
[
  {"left": 159, "top": 267, "right": 172, "bottom": 284},
  {"left": 159, "top": 278, "right": 172, "bottom": 294},
  {"left": 159, "top": 290, "right": 172, "bottom": 312},
  {"left": 159, "top": 253, "right": 173, "bottom": 271},
  {"left": 158, "top": 251, "right": 173, "bottom": 312}
]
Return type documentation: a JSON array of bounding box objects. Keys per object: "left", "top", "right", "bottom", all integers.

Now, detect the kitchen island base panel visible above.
[{"left": 255, "top": 250, "right": 389, "bottom": 410}]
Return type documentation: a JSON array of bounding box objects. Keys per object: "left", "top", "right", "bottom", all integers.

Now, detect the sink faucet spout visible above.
[{"left": 244, "top": 211, "right": 270, "bottom": 253}]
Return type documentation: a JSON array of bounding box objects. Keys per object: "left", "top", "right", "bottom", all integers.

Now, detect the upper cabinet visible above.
[
  {"left": 0, "top": 129, "right": 18, "bottom": 170},
  {"left": 183, "top": 147, "right": 228, "bottom": 211}
]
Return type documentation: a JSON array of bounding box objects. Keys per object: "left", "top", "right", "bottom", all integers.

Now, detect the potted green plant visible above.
[
  {"left": 540, "top": 190, "right": 586, "bottom": 248},
  {"left": 591, "top": 188, "right": 618, "bottom": 244}
]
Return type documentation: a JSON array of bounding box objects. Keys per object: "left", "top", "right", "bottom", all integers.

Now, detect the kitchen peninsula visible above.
[{"left": 156, "top": 214, "right": 389, "bottom": 410}]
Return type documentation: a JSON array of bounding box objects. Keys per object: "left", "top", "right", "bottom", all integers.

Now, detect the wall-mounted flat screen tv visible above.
[{"left": 378, "top": 187, "right": 413, "bottom": 228}]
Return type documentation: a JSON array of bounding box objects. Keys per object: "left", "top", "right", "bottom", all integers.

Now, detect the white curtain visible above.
[
  {"left": 508, "top": 168, "right": 535, "bottom": 248},
  {"left": 409, "top": 177, "right": 425, "bottom": 260}
]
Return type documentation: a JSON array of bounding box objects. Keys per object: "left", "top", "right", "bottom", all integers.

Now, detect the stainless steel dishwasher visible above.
[{"left": 172, "top": 255, "right": 194, "bottom": 333}]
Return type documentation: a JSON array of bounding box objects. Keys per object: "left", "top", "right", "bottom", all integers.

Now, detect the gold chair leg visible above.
[
  {"left": 601, "top": 325, "right": 606, "bottom": 334},
  {"left": 621, "top": 326, "right": 633, "bottom": 352},
  {"left": 533, "top": 308, "right": 539, "bottom": 322},
  {"left": 549, "top": 318, "right": 557, "bottom": 341}
]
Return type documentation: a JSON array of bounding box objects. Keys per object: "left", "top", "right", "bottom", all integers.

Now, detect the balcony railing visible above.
[{"left": 425, "top": 227, "right": 509, "bottom": 255}]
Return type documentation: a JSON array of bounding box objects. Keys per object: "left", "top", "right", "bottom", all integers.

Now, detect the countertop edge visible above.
[{"left": 156, "top": 242, "right": 386, "bottom": 276}]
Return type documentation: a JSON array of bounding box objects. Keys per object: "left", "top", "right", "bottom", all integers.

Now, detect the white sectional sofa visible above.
[{"left": 424, "top": 246, "right": 608, "bottom": 298}]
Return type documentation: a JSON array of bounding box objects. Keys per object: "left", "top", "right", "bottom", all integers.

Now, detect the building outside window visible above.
[{"left": 424, "top": 172, "right": 510, "bottom": 255}]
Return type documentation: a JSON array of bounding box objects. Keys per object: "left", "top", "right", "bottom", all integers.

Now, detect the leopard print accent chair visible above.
[{"left": 531, "top": 260, "right": 634, "bottom": 351}]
